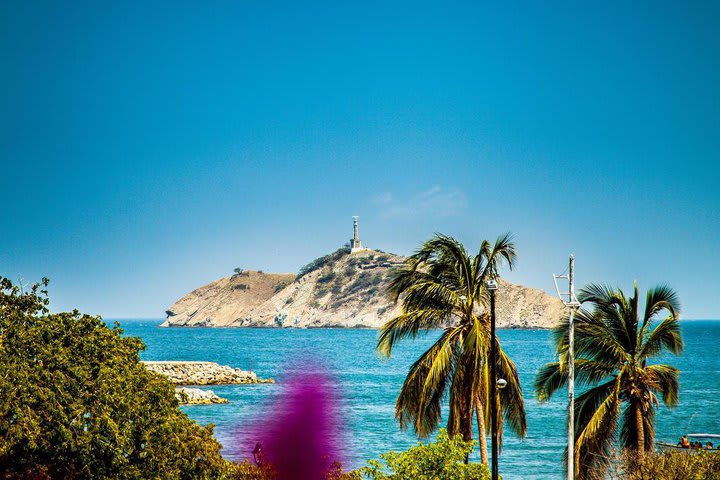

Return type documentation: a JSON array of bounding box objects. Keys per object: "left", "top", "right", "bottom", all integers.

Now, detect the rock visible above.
[
  {"left": 143, "top": 361, "right": 270, "bottom": 385},
  {"left": 175, "top": 387, "right": 228, "bottom": 405}
]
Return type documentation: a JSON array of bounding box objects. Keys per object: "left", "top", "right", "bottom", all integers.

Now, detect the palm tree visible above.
[
  {"left": 535, "top": 283, "right": 683, "bottom": 478},
  {"left": 377, "top": 233, "right": 527, "bottom": 465}
]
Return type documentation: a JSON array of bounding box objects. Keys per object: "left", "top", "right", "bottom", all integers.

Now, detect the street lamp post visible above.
[{"left": 486, "top": 279, "right": 499, "bottom": 480}]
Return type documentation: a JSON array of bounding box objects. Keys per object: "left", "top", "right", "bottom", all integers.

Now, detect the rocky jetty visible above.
[
  {"left": 175, "top": 387, "right": 229, "bottom": 405},
  {"left": 163, "top": 248, "right": 565, "bottom": 329},
  {"left": 143, "top": 361, "right": 274, "bottom": 386}
]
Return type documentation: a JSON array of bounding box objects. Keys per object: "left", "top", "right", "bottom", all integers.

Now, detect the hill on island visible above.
[{"left": 162, "top": 248, "right": 565, "bottom": 329}]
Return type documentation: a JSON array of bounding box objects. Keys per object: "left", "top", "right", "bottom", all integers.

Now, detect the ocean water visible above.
[{"left": 116, "top": 320, "right": 720, "bottom": 480}]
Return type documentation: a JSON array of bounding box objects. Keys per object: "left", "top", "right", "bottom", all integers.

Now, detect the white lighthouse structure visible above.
[{"left": 350, "top": 216, "right": 368, "bottom": 253}]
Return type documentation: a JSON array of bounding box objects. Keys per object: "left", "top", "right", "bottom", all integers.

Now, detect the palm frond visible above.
[
  {"left": 472, "top": 233, "right": 516, "bottom": 298},
  {"left": 620, "top": 402, "right": 656, "bottom": 452},
  {"left": 574, "top": 359, "right": 616, "bottom": 385},
  {"left": 422, "top": 326, "right": 463, "bottom": 400},
  {"left": 575, "top": 387, "right": 621, "bottom": 479},
  {"left": 535, "top": 362, "right": 566, "bottom": 402},
  {"left": 553, "top": 309, "right": 629, "bottom": 366},
  {"left": 395, "top": 328, "right": 461, "bottom": 437},
  {"left": 401, "top": 280, "right": 459, "bottom": 314},
  {"left": 463, "top": 315, "right": 489, "bottom": 395},
  {"left": 578, "top": 283, "right": 633, "bottom": 352},
  {"left": 376, "top": 309, "right": 449, "bottom": 357},
  {"left": 571, "top": 379, "right": 617, "bottom": 477},
  {"left": 447, "top": 350, "right": 473, "bottom": 438},
  {"left": 645, "top": 364, "right": 680, "bottom": 407},
  {"left": 641, "top": 284, "right": 680, "bottom": 329},
  {"left": 638, "top": 315, "right": 684, "bottom": 359},
  {"left": 497, "top": 343, "right": 527, "bottom": 438},
  {"left": 490, "top": 232, "right": 517, "bottom": 273}
]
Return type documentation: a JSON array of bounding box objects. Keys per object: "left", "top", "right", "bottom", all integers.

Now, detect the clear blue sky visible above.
[{"left": 1, "top": 1, "right": 718, "bottom": 318}]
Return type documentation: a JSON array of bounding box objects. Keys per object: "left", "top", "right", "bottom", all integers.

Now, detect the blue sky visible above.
[{"left": 1, "top": 1, "right": 718, "bottom": 318}]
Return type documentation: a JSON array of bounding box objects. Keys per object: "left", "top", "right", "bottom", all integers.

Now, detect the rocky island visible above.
[{"left": 162, "top": 219, "right": 565, "bottom": 329}]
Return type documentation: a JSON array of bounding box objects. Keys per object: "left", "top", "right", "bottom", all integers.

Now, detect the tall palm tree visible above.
[
  {"left": 535, "top": 283, "right": 683, "bottom": 478},
  {"left": 377, "top": 233, "right": 527, "bottom": 465}
]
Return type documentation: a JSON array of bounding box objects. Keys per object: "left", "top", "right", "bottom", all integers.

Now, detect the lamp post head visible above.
[{"left": 486, "top": 280, "right": 498, "bottom": 291}]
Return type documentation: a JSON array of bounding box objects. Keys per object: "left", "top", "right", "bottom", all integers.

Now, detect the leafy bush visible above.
[
  {"left": 318, "top": 272, "right": 337, "bottom": 284},
  {"left": 297, "top": 247, "right": 350, "bottom": 280},
  {"left": 346, "top": 272, "right": 382, "bottom": 295},
  {"left": 359, "top": 429, "right": 491, "bottom": 480},
  {"left": 603, "top": 449, "right": 720, "bottom": 480},
  {"left": 223, "top": 460, "right": 359, "bottom": 479},
  {"left": 0, "top": 277, "right": 228, "bottom": 479},
  {"left": 273, "top": 281, "right": 290, "bottom": 293},
  {"left": 343, "top": 265, "right": 356, "bottom": 278}
]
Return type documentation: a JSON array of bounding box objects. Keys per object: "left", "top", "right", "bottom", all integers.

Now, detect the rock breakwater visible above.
[{"left": 143, "top": 361, "right": 274, "bottom": 385}]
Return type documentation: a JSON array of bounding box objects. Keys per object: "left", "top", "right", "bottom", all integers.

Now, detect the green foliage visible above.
[
  {"left": 0, "top": 277, "right": 228, "bottom": 479},
  {"left": 297, "top": 247, "right": 351, "bottom": 280},
  {"left": 222, "top": 459, "right": 360, "bottom": 480},
  {"left": 273, "top": 280, "right": 290, "bottom": 293},
  {"left": 359, "top": 429, "right": 491, "bottom": 480},
  {"left": 318, "top": 271, "right": 338, "bottom": 284},
  {"left": 234, "top": 267, "right": 244, "bottom": 275},
  {"left": 347, "top": 272, "right": 381, "bottom": 295},
  {"left": 534, "top": 283, "right": 684, "bottom": 479},
  {"left": 603, "top": 450, "right": 720, "bottom": 480}
]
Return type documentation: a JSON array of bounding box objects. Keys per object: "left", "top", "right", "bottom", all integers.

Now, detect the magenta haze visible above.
[{"left": 243, "top": 369, "right": 343, "bottom": 479}]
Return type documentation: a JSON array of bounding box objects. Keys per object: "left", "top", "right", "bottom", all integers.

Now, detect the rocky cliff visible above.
[
  {"left": 162, "top": 248, "right": 565, "bottom": 329},
  {"left": 163, "top": 271, "right": 295, "bottom": 327}
]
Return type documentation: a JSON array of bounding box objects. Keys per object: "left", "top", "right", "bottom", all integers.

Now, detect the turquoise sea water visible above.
[{"left": 116, "top": 320, "right": 720, "bottom": 480}]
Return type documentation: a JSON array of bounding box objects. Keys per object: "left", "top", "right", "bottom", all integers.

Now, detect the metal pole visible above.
[
  {"left": 567, "top": 255, "right": 575, "bottom": 480},
  {"left": 490, "top": 289, "right": 499, "bottom": 480}
]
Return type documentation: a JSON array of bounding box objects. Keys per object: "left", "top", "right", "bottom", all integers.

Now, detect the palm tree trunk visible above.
[
  {"left": 476, "top": 396, "right": 489, "bottom": 465},
  {"left": 460, "top": 363, "right": 475, "bottom": 443},
  {"left": 460, "top": 404, "right": 473, "bottom": 441},
  {"left": 635, "top": 403, "right": 645, "bottom": 458}
]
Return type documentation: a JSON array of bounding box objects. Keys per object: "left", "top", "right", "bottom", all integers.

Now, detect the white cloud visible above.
[{"left": 373, "top": 186, "right": 467, "bottom": 219}]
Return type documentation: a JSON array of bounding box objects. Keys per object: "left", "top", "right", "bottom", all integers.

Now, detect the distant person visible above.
[
  {"left": 680, "top": 436, "right": 690, "bottom": 448},
  {"left": 706, "top": 442, "right": 714, "bottom": 450}
]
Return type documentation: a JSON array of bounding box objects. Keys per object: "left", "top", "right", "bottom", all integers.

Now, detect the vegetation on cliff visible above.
[
  {"left": 297, "top": 246, "right": 351, "bottom": 280},
  {"left": 0, "top": 277, "right": 228, "bottom": 479}
]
